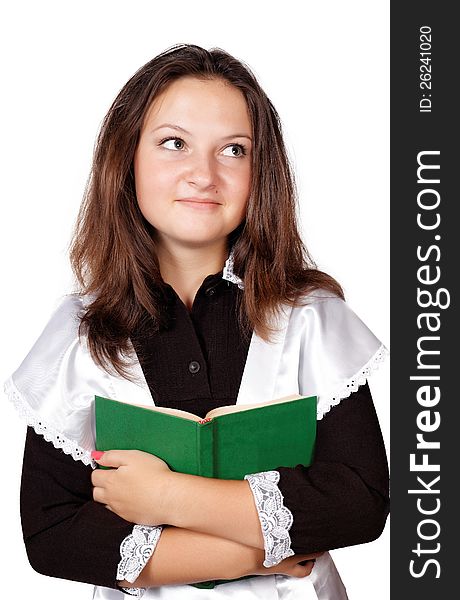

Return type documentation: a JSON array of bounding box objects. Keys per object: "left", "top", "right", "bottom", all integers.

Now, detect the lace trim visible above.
[
  {"left": 222, "top": 249, "right": 244, "bottom": 289},
  {"left": 119, "top": 587, "right": 144, "bottom": 597},
  {"left": 4, "top": 378, "right": 94, "bottom": 467},
  {"left": 244, "top": 470, "right": 294, "bottom": 568},
  {"left": 116, "top": 524, "right": 163, "bottom": 596},
  {"left": 317, "top": 343, "right": 390, "bottom": 420}
]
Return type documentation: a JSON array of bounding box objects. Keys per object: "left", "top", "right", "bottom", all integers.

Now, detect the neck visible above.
[{"left": 155, "top": 239, "right": 229, "bottom": 310}]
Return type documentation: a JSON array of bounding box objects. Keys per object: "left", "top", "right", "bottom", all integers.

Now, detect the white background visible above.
[{"left": 0, "top": 1, "right": 389, "bottom": 598}]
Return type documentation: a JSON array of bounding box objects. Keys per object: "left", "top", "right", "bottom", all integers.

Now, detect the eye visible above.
[
  {"left": 160, "top": 137, "right": 185, "bottom": 150},
  {"left": 222, "top": 144, "right": 247, "bottom": 158}
]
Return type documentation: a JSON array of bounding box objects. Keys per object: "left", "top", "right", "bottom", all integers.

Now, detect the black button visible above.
[
  {"left": 205, "top": 284, "right": 219, "bottom": 296},
  {"left": 188, "top": 360, "right": 201, "bottom": 374}
]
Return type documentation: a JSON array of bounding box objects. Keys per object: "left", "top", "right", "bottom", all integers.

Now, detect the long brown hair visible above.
[{"left": 70, "top": 43, "right": 343, "bottom": 378}]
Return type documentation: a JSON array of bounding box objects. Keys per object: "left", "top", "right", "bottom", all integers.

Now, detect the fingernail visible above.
[{"left": 91, "top": 451, "right": 105, "bottom": 460}]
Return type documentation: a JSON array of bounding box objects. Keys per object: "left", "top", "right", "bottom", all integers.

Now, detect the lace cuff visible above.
[
  {"left": 116, "top": 524, "right": 163, "bottom": 597},
  {"left": 244, "top": 470, "right": 294, "bottom": 568}
]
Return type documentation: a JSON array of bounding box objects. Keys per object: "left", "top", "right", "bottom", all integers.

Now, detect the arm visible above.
[
  {"left": 121, "top": 525, "right": 260, "bottom": 588},
  {"left": 20, "top": 428, "right": 135, "bottom": 589},
  {"left": 275, "top": 382, "right": 390, "bottom": 553},
  {"left": 162, "top": 383, "right": 389, "bottom": 554},
  {"left": 92, "top": 450, "right": 264, "bottom": 550},
  {"left": 119, "top": 526, "right": 323, "bottom": 589},
  {"left": 20, "top": 429, "right": 262, "bottom": 590},
  {"left": 166, "top": 473, "right": 265, "bottom": 550},
  {"left": 91, "top": 383, "right": 389, "bottom": 568}
]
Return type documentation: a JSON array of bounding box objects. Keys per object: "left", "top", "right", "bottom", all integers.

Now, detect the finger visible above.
[
  {"left": 292, "top": 560, "right": 315, "bottom": 578},
  {"left": 296, "top": 551, "right": 323, "bottom": 562},
  {"left": 91, "top": 469, "right": 109, "bottom": 487},
  {"left": 298, "top": 558, "right": 316, "bottom": 566},
  {"left": 92, "top": 485, "right": 106, "bottom": 504},
  {"left": 91, "top": 449, "right": 129, "bottom": 468}
]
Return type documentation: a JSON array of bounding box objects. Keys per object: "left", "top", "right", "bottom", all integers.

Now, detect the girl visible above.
[{"left": 5, "top": 44, "right": 389, "bottom": 599}]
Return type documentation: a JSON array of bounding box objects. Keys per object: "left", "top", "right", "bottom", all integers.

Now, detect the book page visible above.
[
  {"left": 112, "top": 395, "right": 306, "bottom": 422},
  {"left": 131, "top": 403, "right": 202, "bottom": 422},
  {"left": 205, "top": 393, "right": 305, "bottom": 419}
]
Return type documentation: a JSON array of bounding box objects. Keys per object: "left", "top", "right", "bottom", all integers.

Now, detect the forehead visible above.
[{"left": 142, "top": 76, "right": 251, "bottom": 131}]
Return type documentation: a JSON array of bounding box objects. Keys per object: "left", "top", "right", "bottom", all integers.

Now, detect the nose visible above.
[{"left": 186, "top": 150, "right": 218, "bottom": 190}]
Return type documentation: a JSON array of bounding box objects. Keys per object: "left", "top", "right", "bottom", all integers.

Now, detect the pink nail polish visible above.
[{"left": 91, "top": 450, "right": 105, "bottom": 460}]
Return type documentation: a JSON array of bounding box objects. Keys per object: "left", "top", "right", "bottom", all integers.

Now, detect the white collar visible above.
[{"left": 222, "top": 248, "right": 244, "bottom": 289}]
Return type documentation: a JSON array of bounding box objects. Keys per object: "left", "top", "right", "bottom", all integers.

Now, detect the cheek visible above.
[
  {"left": 235, "top": 167, "right": 251, "bottom": 209},
  {"left": 242, "top": 163, "right": 252, "bottom": 194},
  {"left": 230, "top": 187, "right": 250, "bottom": 227},
  {"left": 134, "top": 158, "right": 179, "bottom": 205},
  {"left": 227, "top": 163, "right": 251, "bottom": 195}
]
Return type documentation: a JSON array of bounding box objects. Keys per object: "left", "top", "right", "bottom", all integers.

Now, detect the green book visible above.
[{"left": 95, "top": 393, "right": 317, "bottom": 588}]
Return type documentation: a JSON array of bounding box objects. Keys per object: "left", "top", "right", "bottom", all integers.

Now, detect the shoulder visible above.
[
  {"left": 25, "top": 292, "right": 88, "bottom": 327},
  {"left": 290, "top": 287, "right": 344, "bottom": 310},
  {"left": 50, "top": 292, "right": 88, "bottom": 323},
  {"left": 288, "top": 288, "right": 388, "bottom": 419},
  {"left": 5, "top": 293, "right": 99, "bottom": 465},
  {"left": 15, "top": 294, "right": 89, "bottom": 360},
  {"left": 6, "top": 293, "right": 98, "bottom": 405},
  {"left": 290, "top": 287, "right": 381, "bottom": 350},
  {"left": 7, "top": 293, "right": 91, "bottom": 385},
  {"left": 296, "top": 287, "right": 342, "bottom": 304},
  {"left": 290, "top": 288, "right": 353, "bottom": 324}
]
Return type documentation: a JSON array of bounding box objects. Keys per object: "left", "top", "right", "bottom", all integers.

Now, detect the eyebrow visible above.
[{"left": 151, "top": 123, "right": 252, "bottom": 141}]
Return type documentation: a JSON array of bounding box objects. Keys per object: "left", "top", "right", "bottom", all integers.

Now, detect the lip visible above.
[{"left": 177, "top": 197, "right": 221, "bottom": 205}]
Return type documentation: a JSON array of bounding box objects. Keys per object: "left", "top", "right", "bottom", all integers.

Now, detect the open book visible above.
[
  {"left": 95, "top": 393, "right": 317, "bottom": 480},
  {"left": 128, "top": 392, "right": 306, "bottom": 421},
  {"left": 95, "top": 393, "right": 317, "bottom": 589}
]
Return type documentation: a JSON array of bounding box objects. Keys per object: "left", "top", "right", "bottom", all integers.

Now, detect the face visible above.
[{"left": 134, "top": 76, "right": 252, "bottom": 254}]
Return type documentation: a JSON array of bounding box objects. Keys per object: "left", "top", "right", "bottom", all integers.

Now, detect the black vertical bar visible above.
[{"left": 391, "top": 2, "right": 457, "bottom": 597}]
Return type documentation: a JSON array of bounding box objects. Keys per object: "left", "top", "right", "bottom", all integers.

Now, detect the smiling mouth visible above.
[{"left": 177, "top": 198, "right": 221, "bottom": 206}]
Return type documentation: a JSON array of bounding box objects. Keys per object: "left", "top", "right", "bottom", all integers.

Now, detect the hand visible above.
[
  {"left": 91, "top": 450, "right": 175, "bottom": 526},
  {"left": 251, "top": 552, "right": 324, "bottom": 579}
]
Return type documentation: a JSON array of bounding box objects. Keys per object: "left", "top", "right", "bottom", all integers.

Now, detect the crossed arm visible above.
[
  {"left": 21, "top": 384, "right": 389, "bottom": 591},
  {"left": 126, "top": 526, "right": 263, "bottom": 588},
  {"left": 91, "top": 450, "right": 266, "bottom": 548},
  {"left": 20, "top": 428, "right": 278, "bottom": 590},
  {"left": 91, "top": 450, "right": 268, "bottom": 588}
]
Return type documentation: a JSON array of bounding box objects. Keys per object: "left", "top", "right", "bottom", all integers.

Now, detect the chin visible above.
[{"left": 172, "top": 229, "right": 229, "bottom": 245}]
